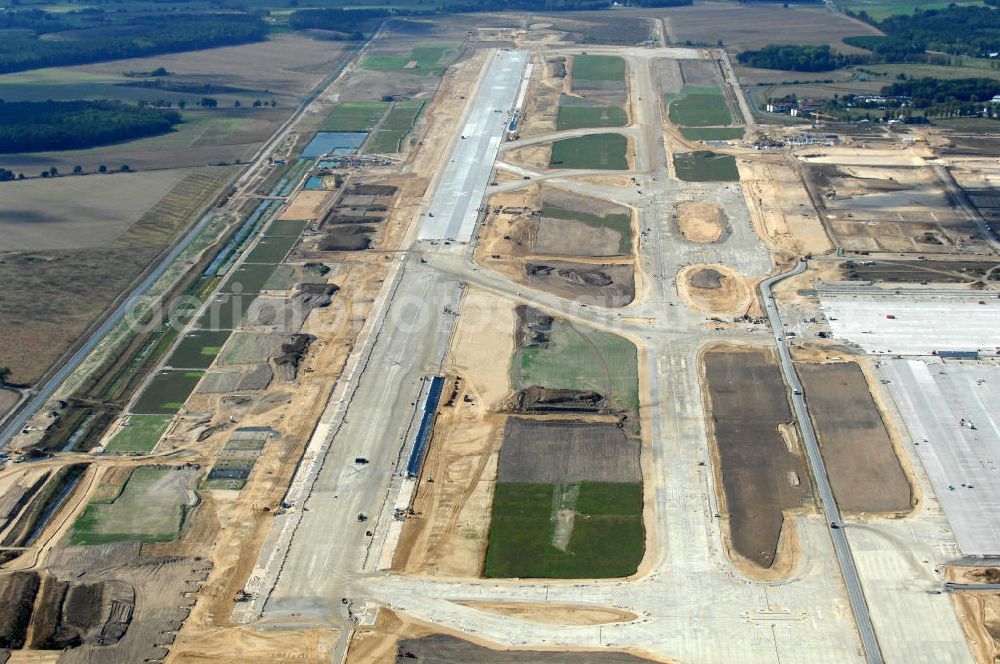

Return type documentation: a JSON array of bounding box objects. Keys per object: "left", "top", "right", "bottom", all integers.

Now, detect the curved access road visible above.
[{"left": 760, "top": 260, "right": 885, "bottom": 664}]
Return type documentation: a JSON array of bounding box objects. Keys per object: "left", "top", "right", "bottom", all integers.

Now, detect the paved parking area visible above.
[
  {"left": 882, "top": 360, "right": 1000, "bottom": 555},
  {"left": 819, "top": 289, "right": 1000, "bottom": 355}
]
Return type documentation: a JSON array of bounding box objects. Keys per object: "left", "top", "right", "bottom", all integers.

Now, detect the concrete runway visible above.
[{"left": 419, "top": 49, "right": 527, "bottom": 243}]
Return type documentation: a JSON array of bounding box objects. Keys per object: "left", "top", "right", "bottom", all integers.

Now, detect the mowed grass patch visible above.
[
  {"left": 104, "top": 414, "right": 172, "bottom": 453},
  {"left": 541, "top": 203, "right": 632, "bottom": 255},
  {"left": 362, "top": 43, "right": 456, "bottom": 74},
  {"left": 572, "top": 54, "right": 626, "bottom": 84},
  {"left": 667, "top": 87, "right": 732, "bottom": 127},
  {"left": 243, "top": 235, "right": 299, "bottom": 264},
  {"left": 549, "top": 133, "right": 628, "bottom": 170},
  {"left": 264, "top": 219, "right": 309, "bottom": 237},
  {"left": 673, "top": 151, "right": 740, "bottom": 182},
  {"left": 132, "top": 370, "right": 203, "bottom": 414},
  {"left": 362, "top": 130, "right": 406, "bottom": 154},
  {"left": 556, "top": 95, "right": 627, "bottom": 130},
  {"left": 70, "top": 467, "right": 195, "bottom": 545},
  {"left": 321, "top": 102, "right": 389, "bottom": 132},
  {"left": 382, "top": 100, "right": 425, "bottom": 130},
  {"left": 680, "top": 127, "right": 745, "bottom": 141},
  {"left": 511, "top": 318, "right": 639, "bottom": 414},
  {"left": 484, "top": 482, "right": 643, "bottom": 578},
  {"left": 166, "top": 330, "right": 231, "bottom": 369},
  {"left": 220, "top": 263, "right": 277, "bottom": 295}
]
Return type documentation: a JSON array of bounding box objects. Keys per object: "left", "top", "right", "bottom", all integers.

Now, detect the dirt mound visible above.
[
  {"left": 317, "top": 225, "right": 373, "bottom": 251},
  {"left": 690, "top": 267, "right": 724, "bottom": 289},
  {"left": 0, "top": 571, "right": 39, "bottom": 648},
  {"left": 502, "top": 386, "right": 607, "bottom": 413},
  {"left": 523, "top": 261, "right": 634, "bottom": 307},
  {"left": 527, "top": 263, "right": 614, "bottom": 286},
  {"left": 514, "top": 305, "right": 553, "bottom": 347},
  {"left": 676, "top": 201, "right": 726, "bottom": 243},
  {"left": 273, "top": 334, "right": 314, "bottom": 381},
  {"left": 679, "top": 264, "right": 752, "bottom": 315}
]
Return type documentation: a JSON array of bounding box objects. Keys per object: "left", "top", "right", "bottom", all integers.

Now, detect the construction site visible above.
[{"left": 0, "top": 6, "right": 998, "bottom": 664}]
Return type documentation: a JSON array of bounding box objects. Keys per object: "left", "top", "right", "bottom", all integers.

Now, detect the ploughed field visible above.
[
  {"left": 702, "top": 346, "right": 812, "bottom": 569},
  {"left": 798, "top": 362, "right": 911, "bottom": 513}
]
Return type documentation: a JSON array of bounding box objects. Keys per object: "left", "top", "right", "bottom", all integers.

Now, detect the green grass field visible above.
[
  {"left": 243, "top": 234, "right": 300, "bottom": 264},
  {"left": 104, "top": 414, "right": 172, "bottom": 453},
  {"left": 541, "top": 203, "right": 632, "bottom": 255},
  {"left": 838, "top": 0, "right": 984, "bottom": 20},
  {"left": 511, "top": 318, "right": 639, "bottom": 413},
  {"left": 320, "top": 102, "right": 389, "bottom": 132},
  {"left": 572, "top": 54, "right": 626, "bottom": 83},
  {"left": 667, "top": 87, "right": 733, "bottom": 127},
  {"left": 549, "top": 133, "right": 628, "bottom": 170},
  {"left": 362, "top": 129, "right": 406, "bottom": 153},
  {"left": 556, "top": 95, "right": 627, "bottom": 130},
  {"left": 70, "top": 467, "right": 193, "bottom": 545},
  {"left": 166, "top": 330, "right": 231, "bottom": 369},
  {"left": 673, "top": 151, "right": 740, "bottom": 182},
  {"left": 484, "top": 482, "right": 644, "bottom": 578},
  {"left": 132, "top": 370, "right": 204, "bottom": 414},
  {"left": 220, "top": 263, "right": 278, "bottom": 295},
  {"left": 361, "top": 100, "right": 425, "bottom": 153},
  {"left": 362, "top": 44, "right": 456, "bottom": 74},
  {"left": 680, "top": 127, "right": 745, "bottom": 141}
]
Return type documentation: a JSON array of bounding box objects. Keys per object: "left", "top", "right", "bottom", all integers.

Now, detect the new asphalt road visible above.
[{"left": 760, "top": 260, "right": 885, "bottom": 664}]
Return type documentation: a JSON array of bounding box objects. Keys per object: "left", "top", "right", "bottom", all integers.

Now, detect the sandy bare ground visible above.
[
  {"left": 279, "top": 190, "right": 331, "bottom": 220},
  {"left": 738, "top": 158, "right": 831, "bottom": 257},
  {"left": 676, "top": 264, "right": 752, "bottom": 316},
  {"left": 394, "top": 288, "right": 515, "bottom": 577},
  {"left": 455, "top": 602, "right": 637, "bottom": 625},
  {"left": 675, "top": 201, "right": 725, "bottom": 244}
]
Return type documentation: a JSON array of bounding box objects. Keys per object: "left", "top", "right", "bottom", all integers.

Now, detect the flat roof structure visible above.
[
  {"left": 819, "top": 289, "right": 1000, "bottom": 355},
  {"left": 418, "top": 49, "right": 528, "bottom": 243},
  {"left": 882, "top": 360, "right": 1000, "bottom": 555}
]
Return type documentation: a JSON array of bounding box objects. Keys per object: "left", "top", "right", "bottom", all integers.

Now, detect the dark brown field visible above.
[
  {"left": 397, "top": 634, "right": 657, "bottom": 663},
  {"left": 497, "top": 418, "right": 641, "bottom": 484},
  {"left": 798, "top": 363, "right": 912, "bottom": 513},
  {"left": 703, "top": 346, "right": 811, "bottom": 569}
]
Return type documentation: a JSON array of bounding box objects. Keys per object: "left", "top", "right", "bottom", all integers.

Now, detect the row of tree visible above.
[
  {"left": 736, "top": 44, "right": 867, "bottom": 72},
  {"left": 0, "top": 100, "right": 181, "bottom": 153},
  {"left": 0, "top": 164, "right": 133, "bottom": 182},
  {"left": 0, "top": 13, "right": 268, "bottom": 75},
  {"left": 848, "top": 5, "right": 1000, "bottom": 59}
]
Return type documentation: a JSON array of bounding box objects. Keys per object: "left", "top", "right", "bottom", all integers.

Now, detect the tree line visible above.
[
  {"left": 736, "top": 44, "right": 867, "bottom": 72},
  {"left": 0, "top": 100, "right": 182, "bottom": 153},
  {"left": 0, "top": 13, "right": 268, "bottom": 75}
]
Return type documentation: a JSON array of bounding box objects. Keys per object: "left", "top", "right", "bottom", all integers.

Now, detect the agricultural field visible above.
[
  {"left": 556, "top": 95, "right": 628, "bottom": 130},
  {"left": 485, "top": 418, "right": 643, "bottom": 579},
  {"left": 673, "top": 151, "right": 739, "bottom": 182},
  {"left": 320, "top": 102, "right": 389, "bottom": 132},
  {"left": 798, "top": 363, "right": 911, "bottom": 513},
  {"left": 221, "top": 263, "right": 280, "bottom": 295},
  {"left": 361, "top": 43, "right": 457, "bottom": 74},
  {"left": 836, "top": 0, "right": 985, "bottom": 21},
  {"left": 244, "top": 234, "right": 301, "bottom": 264},
  {"left": 166, "top": 330, "right": 232, "bottom": 369},
  {"left": 131, "top": 369, "right": 204, "bottom": 414},
  {"left": 511, "top": 315, "right": 639, "bottom": 419},
  {"left": 702, "top": 346, "right": 811, "bottom": 570},
  {"left": 666, "top": 87, "right": 732, "bottom": 127},
  {"left": 662, "top": 3, "right": 882, "bottom": 53},
  {"left": 549, "top": 133, "right": 628, "bottom": 170},
  {"left": 0, "top": 165, "right": 236, "bottom": 386},
  {"left": 104, "top": 414, "right": 172, "bottom": 453},
  {"left": 70, "top": 466, "right": 198, "bottom": 545}
]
